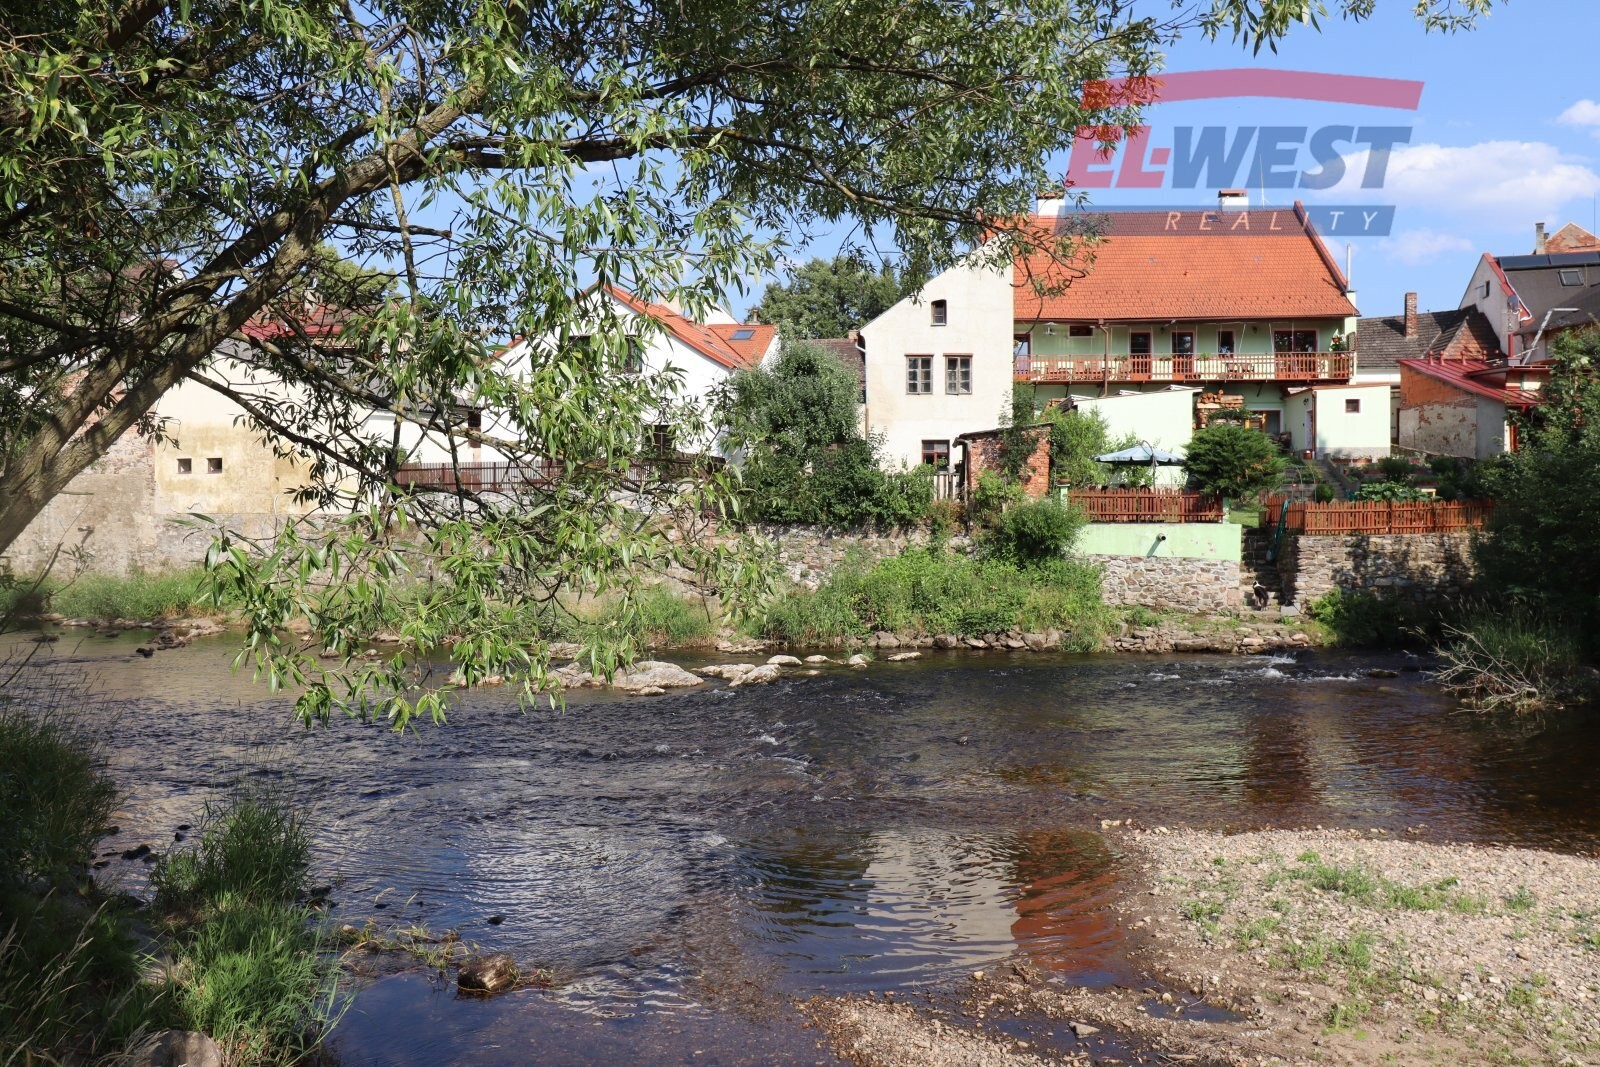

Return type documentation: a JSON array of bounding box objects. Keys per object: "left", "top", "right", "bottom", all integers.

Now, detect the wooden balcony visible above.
[{"left": 1015, "top": 351, "right": 1353, "bottom": 385}]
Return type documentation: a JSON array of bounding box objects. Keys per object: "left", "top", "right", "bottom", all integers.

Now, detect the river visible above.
[{"left": 9, "top": 631, "right": 1600, "bottom": 1064}]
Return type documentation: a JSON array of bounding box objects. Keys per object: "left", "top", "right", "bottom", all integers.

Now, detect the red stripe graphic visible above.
[{"left": 1083, "top": 68, "right": 1423, "bottom": 111}]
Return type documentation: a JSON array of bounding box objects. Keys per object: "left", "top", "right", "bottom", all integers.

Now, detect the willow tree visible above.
[{"left": 0, "top": 0, "right": 1488, "bottom": 726}]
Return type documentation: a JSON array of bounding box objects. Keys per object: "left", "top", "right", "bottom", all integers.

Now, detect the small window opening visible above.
[
  {"left": 467, "top": 408, "right": 483, "bottom": 431},
  {"left": 207, "top": 457, "right": 223, "bottom": 473},
  {"left": 921, "top": 439, "right": 950, "bottom": 469},
  {"left": 1068, "top": 324, "right": 1093, "bottom": 337},
  {"left": 1345, "top": 398, "right": 1361, "bottom": 414},
  {"left": 931, "top": 299, "right": 948, "bottom": 326},
  {"left": 176, "top": 458, "right": 192, "bottom": 474}
]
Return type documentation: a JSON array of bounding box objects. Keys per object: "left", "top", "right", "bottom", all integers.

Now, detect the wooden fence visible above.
[
  {"left": 1066, "top": 487, "right": 1225, "bottom": 523},
  {"left": 1261, "top": 495, "right": 1494, "bottom": 535}
]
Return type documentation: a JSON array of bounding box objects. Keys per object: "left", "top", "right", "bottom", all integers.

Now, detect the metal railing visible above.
[
  {"left": 1065, "top": 487, "right": 1225, "bottom": 523},
  {"left": 1015, "top": 351, "right": 1353, "bottom": 384}
]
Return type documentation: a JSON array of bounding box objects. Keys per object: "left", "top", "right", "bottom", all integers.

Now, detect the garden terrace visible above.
[{"left": 1262, "top": 496, "right": 1495, "bottom": 535}]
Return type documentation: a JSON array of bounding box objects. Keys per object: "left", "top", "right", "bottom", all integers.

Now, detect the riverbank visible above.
[{"left": 809, "top": 827, "right": 1600, "bottom": 1066}]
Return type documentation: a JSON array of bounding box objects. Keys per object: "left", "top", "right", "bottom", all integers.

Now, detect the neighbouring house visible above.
[
  {"left": 6, "top": 310, "right": 347, "bottom": 577},
  {"left": 1397, "top": 356, "right": 1546, "bottom": 460},
  {"left": 1355, "top": 291, "right": 1503, "bottom": 447},
  {"left": 1457, "top": 222, "right": 1600, "bottom": 360},
  {"left": 1281, "top": 382, "right": 1394, "bottom": 460},
  {"left": 859, "top": 191, "right": 1371, "bottom": 473},
  {"left": 403, "top": 285, "right": 779, "bottom": 470}
]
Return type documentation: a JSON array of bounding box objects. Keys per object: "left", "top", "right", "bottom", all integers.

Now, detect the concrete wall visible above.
[
  {"left": 1397, "top": 364, "right": 1508, "bottom": 459},
  {"left": 1076, "top": 522, "right": 1241, "bottom": 561},
  {"left": 861, "top": 257, "right": 1015, "bottom": 470},
  {"left": 1278, "top": 531, "right": 1476, "bottom": 607},
  {"left": 1067, "top": 387, "right": 1197, "bottom": 457},
  {"left": 1283, "top": 384, "right": 1391, "bottom": 459}
]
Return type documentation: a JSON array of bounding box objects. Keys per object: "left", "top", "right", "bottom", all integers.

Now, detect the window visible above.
[
  {"left": 730, "top": 327, "right": 756, "bottom": 340},
  {"left": 467, "top": 408, "right": 483, "bottom": 432},
  {"left": 945, "top": 355, "right": 972, "bottom": 394},
  {"left": 1068, "top": 324, "right": 1093, "bottom": 338},
  {"left": 623, "top": 338, "right": 644, "bottom": 373},
  {"left": 176, "top": 458, "right": 192, "bottom": 474},
  {"left": 1170, "top": 332, "right": 1194, "bottom": 355},
  {"left": 207, "top": 457, "right": 223, "bottom": 474},
  {"left": 1217, "top": 329, "right": 1236, "bottom": 355},
  {"left": 1345, "top": 398, "right": 1361, "bottom": 413},
  {"left": 1013, "top": 333, "right": 1031, "bottom": 357},
  {"left": 648, "top": 424, "right": 674, "bottom": 454},
  {"left": 1129, "top": 331, "right": 1152, "bottom": 354},
  {"left": 921, "top": 439, "right": 950, "bottom": 470},
  {"left": 906, "top": 355, "right": 933, "bottom": 394},
  {"left": 1480, "top": 280, "right": 1491, "bottom": 299},
  {"left": 1560, "top": 268, "right": 1584, "bottom": 287},
  {"left": 930, "top": 299, "right": 948, "bottom": 326},
  {"left": 1273, "top": 330, "right": 1319, "bottom": 352}
]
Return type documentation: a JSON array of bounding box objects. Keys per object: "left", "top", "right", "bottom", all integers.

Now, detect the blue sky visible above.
[{"left": 747, "top": 0, "right": 1600, "bottom": 322}]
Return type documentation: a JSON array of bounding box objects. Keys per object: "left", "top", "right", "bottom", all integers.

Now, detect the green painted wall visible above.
[{"left": 1076, "top": 521, "right": 1243, "bottom": 561}]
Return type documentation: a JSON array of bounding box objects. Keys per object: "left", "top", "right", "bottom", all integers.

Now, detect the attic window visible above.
[
  {"left": 931, "top": 299, "right": 948, "bottom": 326},
  {"left": 207, "top": 457, "right": 223, "bottom": 473},
  {"left": 1480, "top": 280, "right": 1491, "bottom": 299},
  {"left": 730, "top": 327, "right": 756, "bottom": 340},
  {"left": 1559, "top": 268, "right": 1584, "bottom": 286}
]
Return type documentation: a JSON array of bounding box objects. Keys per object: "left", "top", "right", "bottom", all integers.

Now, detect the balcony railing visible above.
[
  {"left": 1015, "top": 351, "right": 1353, "bottom": 384},
  {"left": 394, "top": 461, "right": 557, "bottom": 494}
]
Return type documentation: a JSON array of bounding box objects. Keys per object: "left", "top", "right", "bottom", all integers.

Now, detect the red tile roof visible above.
[
  {"left": 1545, "top": 222, "right": 1600, "bottom": 254},
  {"left": 1012, "top": 202, "right": 1358, "bottom": 322},
  {"left": 1399, "top": 358, "right": 1543, "bottom": 408},
  {"left": 708, "top": 323, "right": 777, "bottom": 367},
  {"left": 604, "top": 285, "right": 767, "bottom": 370}
]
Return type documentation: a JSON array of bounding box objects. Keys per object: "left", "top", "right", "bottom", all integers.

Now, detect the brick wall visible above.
[{"left": 961, "top": 426, "right": 1051, "bottom": 499}]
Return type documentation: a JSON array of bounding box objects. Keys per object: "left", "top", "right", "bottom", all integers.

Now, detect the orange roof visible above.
[
  {"left": 1399, "top": 358, "right": 1542, "bottom": 408},
  {"left": 1013, "top": 203, "right": 1358, "bottom": 322},
  {"left": 604, "top": 285, "right": 767, "bottom": 370},
  {"left": 708, "top": 322, "right": 777, "bottom": 367}
]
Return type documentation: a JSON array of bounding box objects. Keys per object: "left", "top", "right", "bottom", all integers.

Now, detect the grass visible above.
[
  {"left": 578, "top": 584, "right": 716, "bottom": 648},
  {"left": 756, "top": 547, "right": 1112, "bottom": 648},
  {"left": 152, "top": 786, "right": 313, "bottom": 914},
  {"left": 1437, "top": 609, "right": 1593, "bottom": 713},
  {"left": 1266, "top": 852, "right": 1489, "bottom": 914},
  {"left": 1, "top": 567, "right": 222, "bottom": 622}
]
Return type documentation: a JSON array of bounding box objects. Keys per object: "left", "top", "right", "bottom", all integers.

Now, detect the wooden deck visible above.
[{"left": 1016, "top": 351, "right": 1353, "bottom": 384}]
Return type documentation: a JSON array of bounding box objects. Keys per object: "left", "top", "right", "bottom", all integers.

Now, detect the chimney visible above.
[
  {"left": 1403, "top": 292, "right": 1418, "bottom": 338},
  {"left": 1535, "top": 222, "right": 1548, "bottom": 254},
  {"left": 1217, "top": 189, "right": 1249, "bottom": 211},
  {"left": 1036, "top": 187, "right": 1065, "bottom": 218}
]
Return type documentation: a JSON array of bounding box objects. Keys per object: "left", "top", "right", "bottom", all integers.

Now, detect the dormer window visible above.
[{"left": 931, "top": 299, "right": 948, "bottom": 326}]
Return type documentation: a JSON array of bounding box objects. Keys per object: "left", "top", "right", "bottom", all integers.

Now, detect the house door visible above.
[
  {"left": 1170, "top": 331, "right": 1195, "bottom": 380},
  {"left": 1129, "top": 331, "right": 1152, "bottom": 379}
]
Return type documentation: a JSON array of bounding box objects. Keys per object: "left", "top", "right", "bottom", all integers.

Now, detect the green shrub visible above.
[
  {"left": 1313, "top": 483, "right": 1337, "bottom": 503},
  {"left": 582, "top": 585, "right": 714, "bottom": 648},
  {"left": 1437, "top": 608, "right": 1591, "bottom": 712},
  {"left": 985, "top": 498, "right": 1084, "bottom": 566},
  {"left": 968, "top": 471, "right": 1021, "bottom": 529},
  {"left": 154, "top": 787, "right": 311, "bottom": 913},
  {"left": 1375, "top": 456, "right": 1420, "bottom": 484},
  {"left": 756, "top": 548, "right": 1110, "bottom": 646},
  {"left": 1306, "top": 588, "right": 1421, "bottom": 647},
  {"left": 173, "top": 900, "right": 335, "bottom": 1065},
  {"left": 1182, "top": 424, "right": 1284, "bottom": 501},
  {"left": 0, "top": 705, "right": 118, "bottom": 887},
  {"left": 1353, "top": 480, "right": 1428, "bottom": 502}
]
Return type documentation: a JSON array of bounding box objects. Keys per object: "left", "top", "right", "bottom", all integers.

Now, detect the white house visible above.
[{"left": 391, "top": 285, "right": 777, "bottom": 466}]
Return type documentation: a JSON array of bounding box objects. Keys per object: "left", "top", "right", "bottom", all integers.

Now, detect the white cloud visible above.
[
  {"left": 1557, "top": 100, "right": 1600, "bottom": 127},
  {"left": 1316, "top": 140, "right": 1600, "bottom": 223},
  {"left": 1377, "top": 229, "right": 1476, "bottom": 267}
]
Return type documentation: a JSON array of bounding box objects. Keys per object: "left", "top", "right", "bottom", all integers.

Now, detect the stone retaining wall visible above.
[
  {"left": 1094, "top": 555, "right": 1242, "bottom": 613},
  {"left": 751, "top": 524, "right": 974, "bottom": 589},
  {"left": 1278, "top": 531, "right": 1476, "bottom": 606}
]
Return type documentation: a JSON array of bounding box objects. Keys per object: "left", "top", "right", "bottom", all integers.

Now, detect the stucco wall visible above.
[
  {"left": 1278, "top": 531, "right": 1476, "bottom": 606},
  {"left": 1076, "top": 522, "right": 1242, "bottom": 561},
  {"left": 1067, "top": 387, "right": 1196, "bottom": 456},
  {"left": 861, "top": 257, "right": 1015, "bottom": 470}
]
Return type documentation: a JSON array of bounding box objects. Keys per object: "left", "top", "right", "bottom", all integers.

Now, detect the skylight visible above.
[{"left": 731, "top": 327, "right": 756, "bottom": 340}]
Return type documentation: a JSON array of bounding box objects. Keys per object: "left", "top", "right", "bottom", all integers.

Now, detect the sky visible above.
[{"left": 743, "top": 0, "right": 1600, "bottom": 322}]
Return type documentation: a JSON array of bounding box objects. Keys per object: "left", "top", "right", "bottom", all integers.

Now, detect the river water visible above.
[{"left": 10, "top": 632, "right": 1600, "bottom": 1064}]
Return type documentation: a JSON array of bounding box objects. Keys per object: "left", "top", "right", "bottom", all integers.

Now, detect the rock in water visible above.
[
  {"left": 613, "top": 661, "right": 704, "bottom": 690},
  {"left": 886, "top": 651, "right": 921, "bottom": 662},
  {"left": 766, "top": 654, "right": 803, "bottom": 667},
  {"left": 128, "top": 1031, "right": 222, "bottom": 1067},
  {"left": 846, "top": 654, "right": 869, "bottom": 668},
  {"left": 803, "top": 655, "right": 832, "bottom": 664},
  {"left": 458, "top": 953, "right": 519, "bottom": 993},
  {"left": 729, "top": 664, "right": 782, "bottom": 687}
]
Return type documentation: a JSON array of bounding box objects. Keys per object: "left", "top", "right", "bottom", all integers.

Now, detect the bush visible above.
[
  {"left": 1353, "top": 480, "right": 1428, "bottom": 502},
  {"left": 582, "top": 585, "right": 714, "bottom": 648},
  {"left": 1306, "top": 588, "right": 1422, "bottom": 647},
  {"left": 985, "top": 499, "right": 1084, "bottom": 566},
  {"left": 967, "top": 470, "right": 1021, "bottom": 529},
  {"left": 1182, "top": 424, "right": 1284, "bottom": 501},
  {"left": 755, "top": 548, "right": 1110, "bottom": 647},
  {"left": 0, "top": 704, "right": 118, "bottom": 887},
  {"left": 1313, "top": 483, "right": 1337, "bottom": 503},
  {"left": 1437, "top": 609, "right": 1591, "bottom": 712},
  {"left": 153, "top": 786, "right": 311, "bottom": 913}
]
